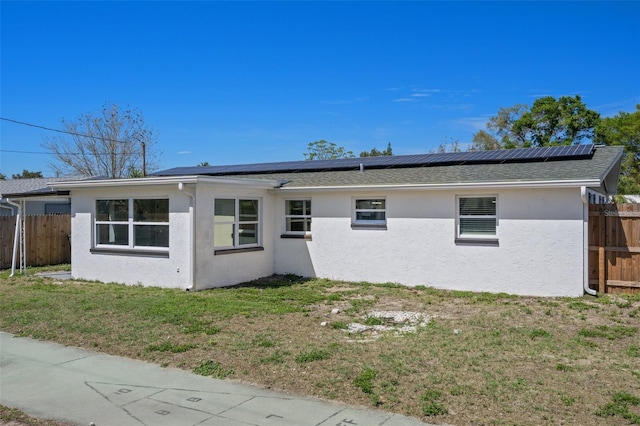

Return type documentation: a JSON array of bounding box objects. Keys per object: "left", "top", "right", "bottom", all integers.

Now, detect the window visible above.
[
  {"left": 457, "top": 196, "right": 497, "bottom": 239},
  {"left": 214, "top": 198, "right": 260, "bottom": 249},
  {"left": 285, "top": 200, "right": 311, "bottom": 234},
  {"left": 353, "top": 198, "right": 386, "bottom": 227},
  {"left": 95, "top": 198, "right": 169, "bottom": 249}
]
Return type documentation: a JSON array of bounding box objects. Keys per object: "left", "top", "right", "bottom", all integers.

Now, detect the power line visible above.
[
  {"left": 0, "top": 149, "right": 144, "bottom": 156},
  {"left": 1, "top": 116, "right": 149, "bottom": 176},
  {"left": 0, "top": 117, "right": 137, "bottom": 144}
]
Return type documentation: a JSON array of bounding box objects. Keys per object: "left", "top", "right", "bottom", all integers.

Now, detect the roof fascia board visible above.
[
  {"left": 3, "top": 196, "right": 70, "bottom": 202},
  {"left": 1, "top": 191, "right": 70, "bottom": 199},
  {"left": 48, "top": 176, "right": 280, "bottom": 190},
  {"left": 597, "top": 147, "right": 624, "bottom": 194},
  {"left": 277, "top": 179, "right": 602, "bottom": 193}
]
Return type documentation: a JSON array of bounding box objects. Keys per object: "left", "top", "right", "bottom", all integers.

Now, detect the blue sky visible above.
[{"left": 1, "top": 1, "right": 639, "bottom": 177}]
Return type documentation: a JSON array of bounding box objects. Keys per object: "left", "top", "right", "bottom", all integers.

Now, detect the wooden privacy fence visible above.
[
  {"left": 589, "top": 204, "right": 640, "bottom": 294},
  {"left": 0, "top": 215, "right": 71, "bottom": 269}
]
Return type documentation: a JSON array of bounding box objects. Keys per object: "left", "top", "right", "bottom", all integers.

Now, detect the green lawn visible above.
[{"left": 1, "top": 267, "right": 639, "bottom": 425}]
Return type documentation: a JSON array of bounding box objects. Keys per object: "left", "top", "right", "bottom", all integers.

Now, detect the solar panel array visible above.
[{"left": 153, "top": 144, "right": 595, "bottom": 177}]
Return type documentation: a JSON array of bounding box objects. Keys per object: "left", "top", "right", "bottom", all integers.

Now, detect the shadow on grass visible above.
[{"left": 231, "top": 274, "right": 313, "bottom": 289}]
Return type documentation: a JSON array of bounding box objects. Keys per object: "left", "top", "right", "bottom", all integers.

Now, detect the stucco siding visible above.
[
  {"left": 70, "top": 187, "right": 193, "bottom": 289},
  {"left": 192, "top": 184, "right": 275, "bottom": 290},
  {"left": 275, "top": 187, "right": 585, "bottom": 296}
]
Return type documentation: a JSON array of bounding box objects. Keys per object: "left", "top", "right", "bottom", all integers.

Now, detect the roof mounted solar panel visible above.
[{"left": 152, "top": 144, "right": 596, "bottom": 177}]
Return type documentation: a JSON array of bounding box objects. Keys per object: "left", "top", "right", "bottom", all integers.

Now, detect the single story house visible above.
[
  {"left": 0, "top": 178, "right": 73, "bottom": 216},
  {"left": 49, "top": 144, "right": 623, "bottom": 297}
]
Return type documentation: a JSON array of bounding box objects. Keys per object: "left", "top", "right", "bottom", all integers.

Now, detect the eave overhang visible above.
[
  {"left": 275, "top": 179, "right": 603, "bottom": 193},
  {"left": 48, "top": 175, "right": 282, "bottom": 190}
]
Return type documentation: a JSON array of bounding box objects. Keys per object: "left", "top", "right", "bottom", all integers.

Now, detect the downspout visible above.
[
  {"left": 6, "top": 199, "right": 22, "bottom": 277},
  {"left": 581, "top": 187, "right": 597, "bottom": 296},
  {"left": 0, "top": 203, "right": 15, "bottom": 215},
  {"left": 178, "top": 183, "right": 197, "bottom": 291}
]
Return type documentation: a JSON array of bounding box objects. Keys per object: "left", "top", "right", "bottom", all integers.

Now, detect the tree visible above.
[
  {"left": 594, "top": 105, "right": 640, "bottom": 194},
  {"left": 486, "top": 104, "right": 529, "bottom": 148},
  {"left": 470, "top": 130, "right": 501, "bottom": 151},
  {"left": 304, "top": 140, "right": 355, "bottom": 160},
  {"left": 430, "top": 139, "right": 463, "bottom": 154},
  {"left": 514, "top": 95, "right": 600, "bottom": 146},
  {"left": 473, "top": 96, "right": 600, "bottom": 149},
  {"left": 12, "top": 169, "right": 43, "bottom": 179},
  {"left": 0, "top": 173, "right": 6, "bottom": 180},
  {"left": 198, "top": 162, "right": 210, "bottom": 166},
  {"left": 42, "top": 103, "right": 160, "bottom": 178},
  {"left": 360, "top": 142, "right": 393, "bottom": 157}
]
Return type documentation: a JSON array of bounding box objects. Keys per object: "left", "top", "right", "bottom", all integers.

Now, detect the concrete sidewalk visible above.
[{"left": 0, "top": 332, "right": 430, "bottom": 426}]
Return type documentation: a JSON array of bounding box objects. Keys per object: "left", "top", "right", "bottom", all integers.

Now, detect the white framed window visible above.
[
  {"left": 353, "top": 198, "right": 386, "bottom": 227},
  {"left": 457, "top": 195, "right": 497, "bottom": 239},
  {"left": 95, "top": 198, "right": 169, "bottom": 249},
  {"left": 284, "top": 199, "right": 311, "bottom": 234},
  {"left": 214, "top": 198, "right": 260, "bottom": 249}
]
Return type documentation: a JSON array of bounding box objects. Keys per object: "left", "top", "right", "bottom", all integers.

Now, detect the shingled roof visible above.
[
  {"left": 152, "top": 145, "right": 624, "bottom": 191},
  {"left": 0, "top": 177, "right": 81, "bottom": 198}
]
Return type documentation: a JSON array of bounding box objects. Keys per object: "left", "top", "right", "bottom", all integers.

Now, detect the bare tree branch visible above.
[{"left": 42, "top": 103, "right": 161, "bottom": 178}]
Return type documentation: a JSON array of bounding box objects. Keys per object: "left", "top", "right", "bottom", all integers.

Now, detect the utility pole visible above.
[{"left": 142, "top": 140, "right": 146, "bottom": 177}]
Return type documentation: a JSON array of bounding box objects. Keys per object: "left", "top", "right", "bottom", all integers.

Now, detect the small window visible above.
[
  {"left": 457, "top": 196, "right": 497, "bottom": 238},
  {"left": 285, "top": 200, "right": 311, "bottom": 234},
  {"left": 353, "top": 198, "right": 386, "bottom": 228},
  {"left": 95, "top": 198, "right": 169, "bottom": 249},
  {"left": 214, "top": 198, "right": 260, "bottom": 249}
]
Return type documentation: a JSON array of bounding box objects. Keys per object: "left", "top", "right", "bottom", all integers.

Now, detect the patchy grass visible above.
[
  {"left": 295, "top": 348, "right": 331, "bottom": 363},
  {"left": 1, "top": 270, "right": 640, "bottom": 425},
  {"left": 0, "top": 405, "right": 69, "bottom": 426},
  {"left": 596, "top": 392, "right": 640, "bottom": 424},
  {"left": 193, "top": 360, "right": 235, "bottom": 379}
]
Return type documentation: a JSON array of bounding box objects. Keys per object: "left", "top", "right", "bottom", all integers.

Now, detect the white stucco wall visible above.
[
  {"left": 191, "top": 183, "right": 275, "bottom": 290},
  {"left": 274, "top": 187, "right": 586, "bottom": 297},
  {"left": 70, "top": 181, "right": 277, "bottom": 290},
  {"left": 70, "top": 181, "right": 588, "bottom": 296},
  {"left": 70, "top": 186, "right": 193, "bottom": 289}
]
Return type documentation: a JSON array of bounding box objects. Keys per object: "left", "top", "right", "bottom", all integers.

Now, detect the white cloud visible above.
[
  {"left": 393, "top": 98, "right": 414, "bottom": 102},
  {"left": 178, "top": 150, "right": 192, "bottom": 154},
  {"left": 453, "top": 116, "right": 491, "bottom": 131}
]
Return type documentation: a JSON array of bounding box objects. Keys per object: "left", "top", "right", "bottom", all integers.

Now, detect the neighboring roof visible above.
[
  {"left": 0, "top": 177, "right": 81, "bottom": 199},
  {"left": 153, "top": 145, "right": 624, "bottom": 193}
]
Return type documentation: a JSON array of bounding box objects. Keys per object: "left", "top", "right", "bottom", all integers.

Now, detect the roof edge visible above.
[
  {"left": 48, "top": 175, "right": 282, "bottom": 190},
  {"left": 277, "top": 179, "right": 603, "bottom": 192}
]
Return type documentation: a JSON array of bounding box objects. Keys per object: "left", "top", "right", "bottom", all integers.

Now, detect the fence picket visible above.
[
  {"left": 0, "top": 215, "right": 71, "bottom": 269},
  {"left": 589, "top": 204, "right": 640, "bottom": 294}
]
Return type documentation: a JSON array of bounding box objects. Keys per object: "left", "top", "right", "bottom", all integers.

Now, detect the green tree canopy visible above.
[
  {"left": 594, "top": 105, "right": 640, "bottom": 194},
  {"left": 473, "top": 97, "right": 639, "bottom": 194},
  {"left": 304, "top": 140, "right": 355, "bottom": 160},
  {"left": 11, "top": 169, "right": 43, "bottom": 179},
  {"left": 514, "top": 95, "right": 600, "bottom": 147},
  {"left": 470, "top": 130, "right": 501, "bottom": 151},
  {"left": 360, "top": 142, "right": 393, "bottom": 157},
  {"left": 475, "top": 96, "right": 600, "bottom": 148}
]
